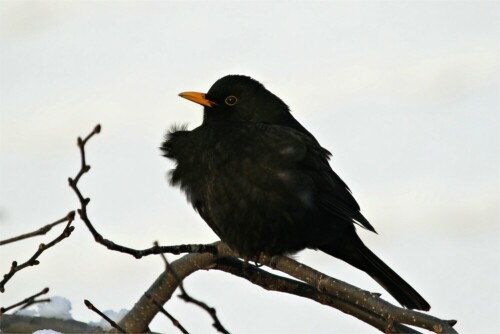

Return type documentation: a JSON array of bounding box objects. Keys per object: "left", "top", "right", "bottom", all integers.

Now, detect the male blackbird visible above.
[{"left": 161, "top": 75, "right": 430, "bottom": 311}]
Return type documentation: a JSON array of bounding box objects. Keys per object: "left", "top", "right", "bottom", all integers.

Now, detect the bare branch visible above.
[
  {"left": 0, "top": 212, "right": 74, "bottom": 246},
  {"left": 119, "top": 243, "right": 233, "bottom": 332},
  {"left": 65, "top": 126, "right": 457, "bottom": 333},
  {"left": 19, "top": 298, "right": 51, "bottom": 310},
  {"left": 120, "top": 242, "right": 456, "bottom": 334},
  {"left": 143, "top": 251, "right": 417, "bottom": 333},
  {"left": 0, "top": 217, "right": 75, "bottom": 292},
  {"left": 0, "top": 288, "right": 49, "bottom": 315},
  {"left": 84, "top": 299, "right": 127, "bottom": 334},
  {"left": 68, "top": 125, "right": 217, "bottom": 258},
  {"left": 153, "top": 241, "right": 170, "bottom": 270},
  {"left": 153, "top": 241, "right": 229, "bottom": 334},
  {"left": 176, "top": 285, "right": 229, "bottom": 334},
  {"left": 146, "top": 293, "right": 189, "bottom": 334},
  {"left": 261, "top": 254, "right": 458, "bottom": 334},
  {"left": 213, "top": 257, "right": 419, "bottom": 334}
]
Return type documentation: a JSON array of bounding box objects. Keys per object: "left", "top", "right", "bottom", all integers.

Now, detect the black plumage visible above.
[{"left": 161, "top": 75, "right": 430, "bottom": 311}]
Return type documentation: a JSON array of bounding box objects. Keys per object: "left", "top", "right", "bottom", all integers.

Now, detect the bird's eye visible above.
[{"left": 224, "top": 96, "right": 238, "bottom": 106}]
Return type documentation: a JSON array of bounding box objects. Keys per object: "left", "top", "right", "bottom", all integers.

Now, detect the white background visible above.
[{"left": 1, "top": 1, "right": 498, "bottom": 333}]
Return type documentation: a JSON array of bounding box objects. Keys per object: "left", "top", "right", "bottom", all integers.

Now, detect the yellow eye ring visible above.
[{"left": 225, "top": 96, "right": 238, "bottom": 106}]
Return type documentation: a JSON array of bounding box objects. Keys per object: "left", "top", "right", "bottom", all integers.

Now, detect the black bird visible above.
[{"left": 161, "top": 75, "right": 430, "bottom": 311}]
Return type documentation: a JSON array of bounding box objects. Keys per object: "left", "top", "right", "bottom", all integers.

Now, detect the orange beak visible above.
[{"left": 178, "top": 91, "right": 215, "bottom": 108}]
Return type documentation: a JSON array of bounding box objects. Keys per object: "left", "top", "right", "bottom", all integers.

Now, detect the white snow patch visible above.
[
  {"left": 33, "top": 330, "right": 62, "bottom": 334},
  {"left": 38, "top": 296, "right": 72, "bottom": 320},
  {"left": 14, "top": 296, "right": 72, "bottom": 320}
]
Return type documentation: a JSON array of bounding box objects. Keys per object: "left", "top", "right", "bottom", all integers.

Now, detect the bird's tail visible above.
[{"left": 320, "top": 240, "right": 430, "bottom": 311}]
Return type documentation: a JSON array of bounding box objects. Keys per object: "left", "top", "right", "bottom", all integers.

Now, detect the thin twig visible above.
[
  {"left": 146, "top": 293, "right": 189, "bottom": 334},
  {"left": 153, "top": 241, "right": 170, "bottom": 269},
  {"left": 84, "top": 299, "right": 127, "bottom": 334},
  {"left": 19, "top": 298, "right": 51, "bottom": 310},
  {"left": 154, "top": 241, "right": 229, "bottom": 334},
  {"left": 0, "top": 288, "right": 49, "bottom": 314},
  {"left": 0, "top": 216, "right": 75, "bottom": 292},
  {"left": 176, "top": 282, "right": 229, "bottom": 334},
  {"left": 68, "top": 125, "right": 217, "bottom": 259},
  {"left": 0, "top": 213, "right": 74, "bottom": 246}
]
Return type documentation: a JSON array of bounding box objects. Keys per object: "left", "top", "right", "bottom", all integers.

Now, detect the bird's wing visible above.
[{"left": 240, "top": 123, "right": 375, "bottom": 233}]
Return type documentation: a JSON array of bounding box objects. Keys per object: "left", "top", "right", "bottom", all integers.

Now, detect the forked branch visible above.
[
  {"left": 0, "top": 288, "right": 50, "bottom": 315},
  {"left": 68, "top": 125, "right": 216, "bottom": 258},
  {"left": 70, "top": 125, "right": 457, "bottom": 334},
  {"left": 0, "top": 213, "right": 75, "bottom": 292}
]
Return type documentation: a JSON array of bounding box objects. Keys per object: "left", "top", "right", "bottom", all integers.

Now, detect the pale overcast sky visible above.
[{"left": 1, "top": 1, "right": 498, "bottom": 333}]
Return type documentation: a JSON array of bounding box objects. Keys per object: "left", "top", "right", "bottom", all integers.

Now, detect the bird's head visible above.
[{"left": 178, "top": 75, "right": 291, "bottom": 124}]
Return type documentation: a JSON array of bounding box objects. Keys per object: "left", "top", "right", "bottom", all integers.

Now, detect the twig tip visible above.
[{"left": 67, "top": 211, "right": 76, "bottom": 220}]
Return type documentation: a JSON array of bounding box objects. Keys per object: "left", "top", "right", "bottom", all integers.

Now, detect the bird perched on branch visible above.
[{"left": 161, "top": 75, "right": 430, "bottom": 311}]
